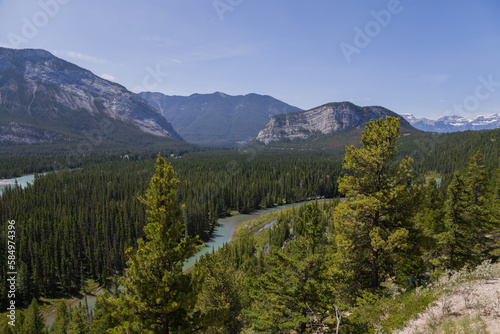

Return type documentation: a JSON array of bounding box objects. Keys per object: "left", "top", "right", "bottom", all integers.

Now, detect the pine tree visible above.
[
  {"left": 333, "top": 117, "right": 421, "bottom": 290},
  {"left": 106, "top": 154, "right": 202, "bottom": 334},
  {"left": 248, "top": 202, "right": 334, "bottom": 333},
  {"left": 67, "top": 303, "right": 89, "bottom": 334},
  {"left": 88, "top": 293, "right": 118, "bottom": 334},
  {"left": 415, "top": 178, "right": 446, "bottom": 271},
  {"left": 492, "top": 167, "right": 500, "bottom": 230},
  {"left": 16, "top": 261, "right": 33, "bottom": 307},
  {"left": 440, "top": 152, "right": 495, "bottom": 270},
  {"left": 51, "top": 301, "right": 69, "bottom": 334},
  {"left": 19, "top": 298, "right": 45, "bottom": 334},
  {"left": 194, "top": 249, "right": 248, "bottom": 333}
]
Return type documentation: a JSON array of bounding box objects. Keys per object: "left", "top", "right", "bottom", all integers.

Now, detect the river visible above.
[
  {"left": 4, "top": 173, "right": 320, "bottom": 326},
  {"left": 0, "top": 174, "right": 38, "bottom": 195},
  {"left": 182, "top": 201, "right": 315, "bottom": 270},
  {"left": 44, "top": 200, "right": 316, "bottom": 327}
]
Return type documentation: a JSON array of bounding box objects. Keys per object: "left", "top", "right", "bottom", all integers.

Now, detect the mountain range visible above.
[
  {"left": 256, "top": 102, "right": 416, "bottom": 144},
  {"left": 2, "top": 47, "right": 499, "bottom": 150},
  {"left": 401, "top": 113, "right": 500, "bottom": 133},
  {"left": 139, "top": 91, "right": 301, "bottom": 146},
  {"left": 0, "top": 47, "right": 182, "bottom": 145}
]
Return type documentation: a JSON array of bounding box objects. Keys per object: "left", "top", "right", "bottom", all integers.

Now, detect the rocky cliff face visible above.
[
  {"left": 256, "top": 102, "right": 412, "bottom": 144},
  {"left": 0, "top": 47, "right": 182, "bottom": 143},
  {"left": 139, "top": 91, "right": 301, "bottom": 146}
]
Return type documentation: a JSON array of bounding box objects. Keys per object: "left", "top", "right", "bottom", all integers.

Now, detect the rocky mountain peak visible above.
[
  {"left": 401, "top": 113, "right": 500, "bottom": 132},
  {"left": 256, "top": 102, "right": 413, "bottom": 144},
  {"left": 0, "top": 47, "right": 182, "bottom": 143},
  {"left": 139, "top": 91, "right": 302, "bottom": 146}
]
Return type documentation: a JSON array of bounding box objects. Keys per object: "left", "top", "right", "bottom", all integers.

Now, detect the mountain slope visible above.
[
  {"left": 0, "top": 47, "right": 183, "bottom": 144},
  {"left": 256, "top": 101, "right": 415, "bottom": 144},
  {"left": 401, "top": 113, "right": 500, "bottom": 132},
  {"left": 139, "top": 91, "right": 302, "bottom": 146}
]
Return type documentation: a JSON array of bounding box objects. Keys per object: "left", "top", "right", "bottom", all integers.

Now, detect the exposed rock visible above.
[
  {"left": 402, "top": 113, "right": 500, "bottom": 132},
  {"left": 139, "top": 91, "right": 301, "bottom": 146},
  {"left": 256, "top": 102, "right": 412, "bottom": 144},
  {"left": 0, "top": 47, "right": 182, "bottom": 143},
  {"left": 0, "top": 122, "right": 66, "bottom": 144}
]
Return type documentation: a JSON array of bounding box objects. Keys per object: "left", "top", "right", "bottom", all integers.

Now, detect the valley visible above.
[{"left": 0, "top": 41, "right": 499, "bottom": 333}]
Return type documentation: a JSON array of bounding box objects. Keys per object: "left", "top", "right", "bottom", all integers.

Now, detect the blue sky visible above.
[{"left": 0, "top": 0, "right": 499, "bottom": 119}]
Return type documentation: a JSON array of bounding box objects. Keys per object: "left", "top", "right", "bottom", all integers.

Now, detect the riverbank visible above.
[
  {"left": 41, "top": 200, "right": 323, "bottom": 325},
  {"left": 182, "top": 200, "right": 323, "bottom": 270},
  {"left": 42, "top": 285, "right": 105, "bottom": 328},
  {"left": 0, "top": 173, "right": 49, "bottom": 195},
  {"left": 231, "top": 198, "right": 337, "bottom": 246}
]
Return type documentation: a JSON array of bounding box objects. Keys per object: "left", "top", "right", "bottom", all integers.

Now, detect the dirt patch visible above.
[{"left": 396, "top": 270, "right": 500, "bottom": 333}]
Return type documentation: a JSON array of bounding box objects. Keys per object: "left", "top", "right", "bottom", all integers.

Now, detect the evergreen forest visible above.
[{"left": 0, "top": 118, "right": 499, "bottom": 333}]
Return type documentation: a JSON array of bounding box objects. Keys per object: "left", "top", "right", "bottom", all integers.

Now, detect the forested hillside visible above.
[
  {"left": 0, "top": 118, "right": 499, "bottom": 333},
  {"left": 0, "top": 151, "right": 340, "bottom": 306}
]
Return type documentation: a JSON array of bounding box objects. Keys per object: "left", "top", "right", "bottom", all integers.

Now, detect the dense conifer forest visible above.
[
  {"left": 0, "top": 150, "right": 341, "bottom": 305},
  {"left": 0, "top": 121, "right": 499, "bottom": 333}
]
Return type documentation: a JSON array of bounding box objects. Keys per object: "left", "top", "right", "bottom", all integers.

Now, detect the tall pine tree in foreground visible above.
[
  {"left": 439, "top": 151, "right": 496, "bottom": 269},
  {"left": 248, "top": 202, "right": 334, "bottom": 333},
  {"left": 51, "top": 301, "right": 69, "bottom": 334},
  {"left": 19, "top": 298, "right": 45, "bottom": 334},
  {"left": 106, "top": 154, "right": 201, "bottom": 334},
  {"left": 333, "top": 117, "right": 422, "bottom": 291},
  {"left": 194, "top": 248, "right": 249, "bottom": 333}
]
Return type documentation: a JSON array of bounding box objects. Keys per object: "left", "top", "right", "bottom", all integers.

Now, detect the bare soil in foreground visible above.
[{"left": 396, "top": 265, "right": 500, "bottom": 334}]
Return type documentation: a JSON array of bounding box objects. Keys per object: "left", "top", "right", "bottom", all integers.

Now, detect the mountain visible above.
[
  {"left": 139, "top": 91, "right": 302, "bottom": 146},
  {"left": 0, "top": 47, "right": 183, "bottom": 145},
  {"left": 401, "top": 113, "right": 500, "bottom": 133},
  {"left": 256, "top": 101, "right": 415, "bottom": 144}
]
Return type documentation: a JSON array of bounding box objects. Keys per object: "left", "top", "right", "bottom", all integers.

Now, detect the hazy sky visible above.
[{"left": 1, "top": 0, "right": 499, "bottom": 119}]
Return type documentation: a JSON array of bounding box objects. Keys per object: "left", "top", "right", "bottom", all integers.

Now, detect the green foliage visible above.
[
  {"left": 492, "top": 168, "right": 500, "bottom": 236},
  {"left": 19, "top": 299, "right": 45, "bottom": 334},
  {"left": 87, "top": 293, "right": 119, "bottom": 334},
  {"left": 341, "top": 287, "right": 437, "bottom": 333},
  {"left": 51, "top": 302, "right": 69, "bottom": 334},
  {"left": 104, "top": 154, "right": 201, "bottom": 334},
  {"left": 247, "top": 203, "right": 335, "bottom": 333},
  {"left": 194, "top": 249, "right": 250, "bottom": 333},
  {"left": 437, "top": 151, "right": 497, "bottom": 270},
  {"left": 66, "top": 303, "right": 89, "bottom": 334},
  {"left": 0, "top": 150, "right": 342, "bottom": 307},
  {"left": 334, "top": 117, "right": 423, "bottom": 291}
]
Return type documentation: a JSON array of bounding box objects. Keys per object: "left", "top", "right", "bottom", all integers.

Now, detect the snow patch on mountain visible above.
[{"left": 401, "top": 113, "right": 500, "bottom": 132}]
